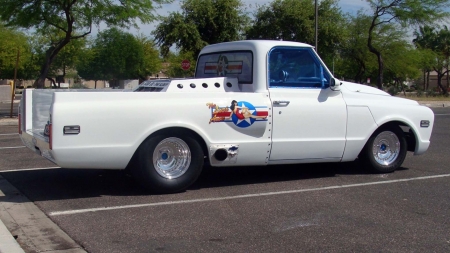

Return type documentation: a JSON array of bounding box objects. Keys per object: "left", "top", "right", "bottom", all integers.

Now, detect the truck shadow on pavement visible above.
[{"left": 0, "top": 160, "right": 408, "bottom": 202}]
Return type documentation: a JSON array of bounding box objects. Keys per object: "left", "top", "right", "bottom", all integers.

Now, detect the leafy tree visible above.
[
  {"left": 76, "top": 44, "right": 104, "bottom": 89},
  {"left": 0, "top": 23, "right": 31, "bottom": 79},
  {"left": 246, "top": 0, "right": 346, "bottom": 64},
  {"left": 382, "top": 40, "right": 421, "bottom": 92},
  {"left": 163, "top": 51, "right": 196, "bottom": 78},
  {"left": 136, "top": 35, "right": 163, "bottom": 80},
  {"left": 0, "top": 0, "right": 171, "bottom": 88},
  {"left": 414, "top": 25, "right": 450, "bottom": 94},
  {"left": 29, "top": 31, "right": 87, "bottom": 88},
  {"left": 80, "top": 28, "right": 162, "bottom": 88},
  {"left": 153, "top": 0, "right": 250, "bottom": 58},
  {"left": 365, "top": 0, "right": 450, "bottom": 89},
  {"left": 338, "top": 13, "right": 377, "bottom": 83},
  {"left": 437, "top": 26, "right": 450, "bottom": 89},
  {"left": 50, "top": 36, "right": 87, "bottom": 88},
  {"left": 413, "top": 26, "right": 439, "bottom": 90},
  {"left": 92, "top": 28, "right": 144, "bottom": 87}
]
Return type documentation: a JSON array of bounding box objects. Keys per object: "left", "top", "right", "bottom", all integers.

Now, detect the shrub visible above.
[
  {"left": 426, "top": 90, "right": 437, "bottom": 97},
  {"left": 416, "top": 89, "right": 423, "bottom": 97},
  {"left": 387, "top": 86, "right": 399, "bottom": 96},
  {"left": 71, "top": 83, "right": 89, "bottom": 89}
]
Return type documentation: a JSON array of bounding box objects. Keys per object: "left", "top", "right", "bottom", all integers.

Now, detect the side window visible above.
[{"left": 268, "top": 47, "right": 330, "bottom": 88}]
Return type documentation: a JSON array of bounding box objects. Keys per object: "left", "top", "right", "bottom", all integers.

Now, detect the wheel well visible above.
[
  {"left": 125, "top": 127, "right": 209, "bottom": 170},
  {"left": 377, "top": 121, "right": 416, "bottom": 152}
]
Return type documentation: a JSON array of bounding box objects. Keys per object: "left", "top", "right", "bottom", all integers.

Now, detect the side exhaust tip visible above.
[{"left": 213, "top": 148, "right": 228, "bottom": 161}]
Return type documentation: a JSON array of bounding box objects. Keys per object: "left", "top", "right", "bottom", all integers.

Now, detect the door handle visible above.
[{"left": 273, "top": 100, "right": 290, "bottom": 106}]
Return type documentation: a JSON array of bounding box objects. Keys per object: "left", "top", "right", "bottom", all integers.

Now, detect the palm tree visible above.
[{"left": 413, "top": 26, "right": 437, "bottom": 91}]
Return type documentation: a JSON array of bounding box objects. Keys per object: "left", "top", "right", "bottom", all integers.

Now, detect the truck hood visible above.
[
  {"left": 340, "top": 81, "right": 419, "bottom": 106},
  {"left": 341, "top": 81, "right": 390, "bottom": 96}
]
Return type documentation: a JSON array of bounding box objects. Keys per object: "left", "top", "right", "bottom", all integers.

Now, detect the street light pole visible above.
[{"left": 315, "top": 0, "right": 318, "bottom": 52}]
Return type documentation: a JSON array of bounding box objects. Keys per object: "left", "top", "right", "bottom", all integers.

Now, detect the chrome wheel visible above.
[
  {"left": 371, "top": 131, "right": 400, "bottom": 166},
  {"left": 153, "top": 137, "right": 191, "bottom": 179}
]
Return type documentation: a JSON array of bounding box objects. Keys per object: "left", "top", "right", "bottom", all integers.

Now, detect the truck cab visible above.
[{"left": 195, "top": 41, "right": 346, "bottom": 162}]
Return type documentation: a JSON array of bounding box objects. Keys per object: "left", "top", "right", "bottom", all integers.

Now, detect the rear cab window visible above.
[{"left": 195, "top": 51, "right": 253, "bottom": 84}]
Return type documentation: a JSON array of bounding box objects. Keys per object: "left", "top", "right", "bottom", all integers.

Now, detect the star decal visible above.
[{"left": 236, "top": 102, "right": 255, "bottom": 126}]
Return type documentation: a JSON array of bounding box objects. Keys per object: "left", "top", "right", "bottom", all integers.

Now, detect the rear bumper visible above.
[{"left": 20, "top": 129, "right": 56, "bottom": 164}]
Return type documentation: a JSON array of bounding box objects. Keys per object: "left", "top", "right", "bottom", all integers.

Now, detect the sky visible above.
[{"left": 107, "top": 0, "right": 372, "bottom": 36}]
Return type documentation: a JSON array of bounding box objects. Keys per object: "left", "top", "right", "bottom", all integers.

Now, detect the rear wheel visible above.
[
  {"left": 360, "top": 126, "right": 407, "bottom": 173},
  {"left": 132, "top": 131, "right": 204, "bottom": 193}
]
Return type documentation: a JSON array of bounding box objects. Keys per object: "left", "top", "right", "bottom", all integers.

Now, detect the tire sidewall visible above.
[
  {"left": 134, "top": 131, "right": 204, "bottom": 193},
  {"left": 362, "top": 126, "right": 407, "bottom": 173}
]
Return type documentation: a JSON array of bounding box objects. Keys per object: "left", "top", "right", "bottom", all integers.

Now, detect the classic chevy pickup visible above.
[{"left": 19, "top": 40, "right": 434, "bottom": 193}]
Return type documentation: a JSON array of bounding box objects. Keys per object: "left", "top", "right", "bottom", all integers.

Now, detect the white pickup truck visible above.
[{"left": 19, "top": 40, "right": 434, "bottom": 193}]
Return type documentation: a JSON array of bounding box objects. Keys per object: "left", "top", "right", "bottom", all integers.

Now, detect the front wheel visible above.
[
  {"left": 360, "top": 126, "right": 407, "bottom": 173},
  {"left": 132, "top": 131, "right": 204, "bottom": 193}
]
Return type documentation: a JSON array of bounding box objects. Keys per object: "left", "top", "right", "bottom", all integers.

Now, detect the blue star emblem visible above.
[{"left": 231, "top": 101, "right": 258, "bottom": 128}]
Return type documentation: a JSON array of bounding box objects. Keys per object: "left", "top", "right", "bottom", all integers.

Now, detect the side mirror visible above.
[{"left": 330, "top": 78, "right": 341, "bottom": 91}]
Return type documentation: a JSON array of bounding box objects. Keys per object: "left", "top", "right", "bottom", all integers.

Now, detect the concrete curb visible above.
[
  {"left": 0, "top": 175, "right": 87, "bottom": 253},
  {"left": 0, "top": 218, "right": 24, "bottom": 253},
  {"left": 0, "top": 100, "right": 20, "bottom": 104},
  {"left": 418, "top": 101, "right": 450, "bottom": 108},
  {"left": 0, "top": 117, "right": 18, "bottom": 126}
]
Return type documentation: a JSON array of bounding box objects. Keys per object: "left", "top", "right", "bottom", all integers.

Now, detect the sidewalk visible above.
[
  {"left": 418, "top": 100, "right": 450, "bottom": 107},
  {"left": 0, "top": 175, "right": 86, "bottom": 253},
  {"left": 0, "top": 218, "right": 24, "bottom": 253},
  {"left": 0, "top": 117, "right": 18, "bottom": 126}
]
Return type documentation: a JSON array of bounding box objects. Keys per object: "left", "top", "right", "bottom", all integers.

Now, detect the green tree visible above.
[
  {"left": 413, "top": 26, "right": 439, "bottom": 90},
  {"left": 136, "top": 35, "right": 162, "bottom": 80},
  {"left": 76, "top": 41, "right": 104, "bottom": 89},
  {"left": 437, "top": 26, "right": 450, "bottom": 90},
  {"left": 246, "top": 0, "right": 346, "bottom": 64},
  {"left": 78, "top": 31, "right": 162, "bottom": 88},
  {"left": 338, "top": 13, "right": 377, "bottom": 83},
  {"left": 163, "top": 51, "right": 196, "bottom": 78},
  {"left": 0, "top": 0, "right": 171, "bottom": 88},
  {"left": 414, "top": 26, "right": 450, "bottom": 94},
  {"left": 93, "top": 28, "right": 144, "bottom": 87},
  {"left": 29, "top": 30, "right": 87, "bottom": 88},
  {"left": 382, "top": 40, "right": 421, "bottom": 92},
  {"left": 0, "top": 23, "right": 31, "bottom": 79},
  {"left": 50, "top": 35, "right": 87, "bottom": 88},
  {"left": 153, "top": 0, "right": 249, "bottom": 58},
  {"left": 365, "top": 0, "right": 450, "bottom": 90}
]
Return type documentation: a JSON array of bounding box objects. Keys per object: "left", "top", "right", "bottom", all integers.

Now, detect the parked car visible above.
[{"left": 19, "top": 40, "right": 435, "bottom": 193}]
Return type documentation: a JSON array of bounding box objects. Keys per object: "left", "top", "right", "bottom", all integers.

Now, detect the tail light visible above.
[
  {"left": 20, "top": 90, "right": 26, "bottom": 134},
  {"left": 49, "top": 123, "right": 52, "bottom": 150},
  {"left": 18, "top": 111, "right": 22, "bottom": 134}
]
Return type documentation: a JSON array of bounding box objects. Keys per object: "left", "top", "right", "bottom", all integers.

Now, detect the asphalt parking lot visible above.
[{"left": 0, "top": 103, "right": 449, "bottom": 253}]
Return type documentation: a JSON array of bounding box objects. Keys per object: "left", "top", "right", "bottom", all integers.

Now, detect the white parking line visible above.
[
  {"left": 49, "top": 173, "right": 450, "bottom": 216},
  {"left": 0, "top": 133, "right": 18, "bottom": 136},
  {"left": 0, "top": 146, "right": 25, "bottom": 150},
  {"left": 0, "top": 167, "right": 60, "bottom": 173}
]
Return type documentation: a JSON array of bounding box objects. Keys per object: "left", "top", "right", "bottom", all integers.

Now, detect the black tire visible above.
[
  {"left": 360, "top": 125, "right": 407, "bottom": 173},
  {"left": 132, "top": 130, "right": 204, "bottom": 193}
]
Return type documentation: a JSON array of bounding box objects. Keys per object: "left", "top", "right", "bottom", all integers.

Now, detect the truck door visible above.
[{"left": 267, "top": 47, "right": 347, "bottom": 162}]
